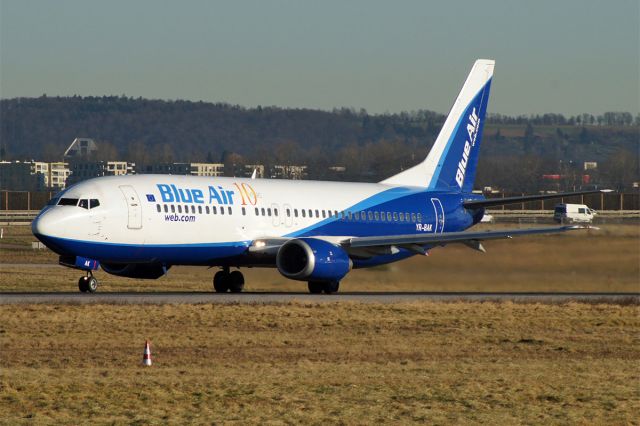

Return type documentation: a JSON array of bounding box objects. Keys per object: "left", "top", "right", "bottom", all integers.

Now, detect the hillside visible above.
[{"left": 1, "top": 96, "right": 638, "bottom": 190}]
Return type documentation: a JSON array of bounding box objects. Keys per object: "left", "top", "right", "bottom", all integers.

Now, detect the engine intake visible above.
[{"left": 276, "top": 238, "right": 351, "bottom": 282}]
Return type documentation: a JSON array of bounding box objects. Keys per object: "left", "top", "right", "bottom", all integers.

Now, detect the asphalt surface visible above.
[{"left": 0, "top": 292, "right": 637, "bottom": 304}]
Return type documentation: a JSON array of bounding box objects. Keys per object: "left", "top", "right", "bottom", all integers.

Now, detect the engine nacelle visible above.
[
  {"left": 101, "top": 262, "right": 170, "bottom": 279},
  {"left": 276, "top": 238, "right": 351, "bottom": 282}
]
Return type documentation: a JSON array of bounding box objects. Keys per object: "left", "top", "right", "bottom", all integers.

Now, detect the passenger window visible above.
[
  {"left": 171, "top": 205, "right": 175, "bottom": 213},
  {"left": 228, "top": 207, "right": 232, "bottom": 215},
  {"left": 261, "top": 208, "right": 266, "bottom": 216},
  {"left": 308, "top": 209, "right": 312, "bottom": 218},
  {"left": 322, "top": 210, "right": 326, "bottom": 218},
  {"left": 417, "top": 213, "right": 422, "bottom": 222},
  {"left": 302, "top": 210, "right": 306, "bottom": 218},
  {"left": 212, "top": 206, "right": 217, "bottom": 214},
  {"left": 393, "top": 212, "right": 398, "bottom": 222},
  {"left": 411, "top": 213, "right": 416, "bottom": 222},
  {"left": 380, "top": 212, "right": 386, "bottom": 222},
  {"left": 164, "top": 205, "right": 168, "bottom": 213},
  {"left": 206, "top": 206, "right": 210, "bottom": 214},
  {"left": 274, "top": 208, "right": 278, "bottom": 216},
  {"left": 334, "top": 210, "right": 338, "bottom": 217},
  {"left": 348, "top": 211, "right": 352, "bottom": 221},
  {"left": 255, "top": 207, "right": 259, "bottom": 216},
  {"left": 178, "top": 205, "right": 182, "bottom": 213},
  {"left": 78, "top": 199, "right": 89, "bottom": 209},
  {"left": 286, "top": 209, "right": 291, "bottom": 217},
  {"left": 191, "top": 206, "right": 196, "bottom": 214},
  {"left": 90, "top": 199, "right": 100, "bottom": 209},
  {"left": 315, "top": 209, "right": 319, "bottom": 218},
  {"left": 399, "top": 212, "right": 404, "bottom": 222},
  {"left": 294, "top": 209, "right": 298, "bottom": 217},
  {"left": 267, "top": 208, "right": 272, "bottom": 217},
  {"left": 242, "top": 207, "right": 246, "bottom": 216},
  {"left": 220, "top": 207, "right": 225, "bottom": 215},
  {"left": 374, "top": 212, "right": 380, "bottom": 221},
  {"left": 156, "top": 204, "right": 161, "bottom": 213},
  {"left": 361, "top": 211, "right": 366, "bottom": 221},
  {"left": 198, "top": 206, "right": 202, "bottom": 214},
  {"left": 368, "top": 211, "right": 373, "bottom": 221}
]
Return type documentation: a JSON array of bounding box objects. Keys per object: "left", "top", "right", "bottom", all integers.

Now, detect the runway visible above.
[{"left": 0, "top": 292, "right": 637, "bottom": 305}]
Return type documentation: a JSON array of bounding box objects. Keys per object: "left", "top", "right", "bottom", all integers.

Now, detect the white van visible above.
[{"left": 553, "top": 203, "right": 596, "bottom": 223}]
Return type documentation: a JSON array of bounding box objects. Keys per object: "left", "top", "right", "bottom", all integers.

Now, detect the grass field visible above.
[
  {"left": 0, "top": 301, "right": 638, "bottom": 424},
  {"left": 1, "top": 224, "right": 638, "bottom": 293}
]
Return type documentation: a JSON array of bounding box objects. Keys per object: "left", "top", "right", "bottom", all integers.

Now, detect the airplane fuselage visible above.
[{"left": 33, "top": 174, "right": 482, "bottom": 268}]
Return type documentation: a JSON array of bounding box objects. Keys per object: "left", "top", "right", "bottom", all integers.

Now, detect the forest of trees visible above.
[{"left": 0, "top": 96, "right": 638, "bottom": 190}]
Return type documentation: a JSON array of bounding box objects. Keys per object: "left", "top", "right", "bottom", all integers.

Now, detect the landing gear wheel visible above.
[
  {"left": 213, "top": 271, "right": 229, "bottom": 293},
  {"left": 78, "top": 276, "right": 98, "bottom": 293},
  {"left": 308, "top": 281, "right": 324, "bottom": 294},
  {"left": 228, "top": 271, "right": 245, "bottom": 293},
  {"left": 78, "top": 277, "right": 89, "bottom": 293},
  {"left": 323, "top": 281, "right": 340, "bottom": 294}
]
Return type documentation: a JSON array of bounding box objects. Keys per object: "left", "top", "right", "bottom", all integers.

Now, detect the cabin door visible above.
[
  {"left": 119, "top": 185, "right": 142, "bottom": 229},
  {"left": 430, "top": 198, "right": 445, "bottom": 233}
]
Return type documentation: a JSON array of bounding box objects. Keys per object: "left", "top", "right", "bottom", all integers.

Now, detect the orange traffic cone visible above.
[{"left": 142, "top": 340, "right": 152, "bottom": 366}]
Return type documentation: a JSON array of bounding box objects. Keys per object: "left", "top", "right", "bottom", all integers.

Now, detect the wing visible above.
[
  {"left": 247, "top": 225, "right": 594, "bottom": 259},
  {"left": 340, "top": 225, "right": 593, "bottom": 257}
]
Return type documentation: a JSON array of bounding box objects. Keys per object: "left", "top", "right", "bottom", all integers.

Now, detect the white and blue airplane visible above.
[{"left": 32, "top": 59, "right": 603, "bottom": 293}]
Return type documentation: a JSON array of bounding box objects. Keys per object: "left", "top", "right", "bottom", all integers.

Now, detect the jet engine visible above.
[{"left": 276, "top": 238, "right": 351, "bottom": 282}]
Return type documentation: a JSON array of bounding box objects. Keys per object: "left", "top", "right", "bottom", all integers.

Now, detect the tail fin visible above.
[{"left": 381, "top": 59, "right": 494, "bottom": 192}]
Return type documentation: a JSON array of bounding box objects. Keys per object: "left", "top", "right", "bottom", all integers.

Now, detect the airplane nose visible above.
[{"left": 32, "top": 209, "right": 57, "bottom": 238}]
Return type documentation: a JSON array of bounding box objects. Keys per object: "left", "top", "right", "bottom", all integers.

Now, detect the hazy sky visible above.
[{"left": 1, "top": 0, "right": 638, "bottom": 115}]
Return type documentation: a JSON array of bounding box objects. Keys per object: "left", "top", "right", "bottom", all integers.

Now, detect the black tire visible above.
[
  {"left": 213, "top": 271, "right": 229, "bottom": 293},
  {"left": 308, "top": 281, "right": 324, "bottom": 294},
  {"left": 86, "top": 277, "right": 98, "bottom": 293},
  {"left": 78, "top": 277, "right": 89, "bottom": 293},
  {"left": 228, "top": 270, "right": 245, "bottom": 293},
  {"left": 323, "top": 281, "right": 340, "bottom": 294}
]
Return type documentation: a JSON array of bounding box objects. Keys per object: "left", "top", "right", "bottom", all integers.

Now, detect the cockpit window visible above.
[
  {"left": 90, "top": 199, "right": 100, "bottom": 209},
  {"left": 58, "top": 198, "right": 79, "bottom": 206},
  {"left": 78, "top": 199, "right": 89, "bottom": 209}
]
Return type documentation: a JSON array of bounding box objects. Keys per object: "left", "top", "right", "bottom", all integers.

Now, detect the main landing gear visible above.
[
  {"left": 308, "top": 281, "right": 340, "bottom": 294},
  {"left": 213, "top": 267, "right": 245, "bottom": 293},
  {"left": 78, "top": 272, "right": 98, "bottom": 293}
]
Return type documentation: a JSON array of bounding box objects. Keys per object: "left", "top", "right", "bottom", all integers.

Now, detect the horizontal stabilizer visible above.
[{"left": 463, "top": 190, "right": 612, "bottom": 209}]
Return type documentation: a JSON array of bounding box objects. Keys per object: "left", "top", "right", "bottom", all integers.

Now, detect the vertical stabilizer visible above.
[{"left": 381, "top": 59, "right": 494, "bottom": 192}]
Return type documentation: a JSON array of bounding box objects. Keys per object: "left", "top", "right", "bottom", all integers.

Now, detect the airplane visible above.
[{"left": 32, "top": 59, "right": 606, "bottom": 294}]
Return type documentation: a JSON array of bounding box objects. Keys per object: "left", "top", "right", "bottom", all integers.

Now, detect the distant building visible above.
[
  {"left": 31, "top": 161, "right": 70, "bottom": 189},
  {"left": 68, "top": 160, "right": 135, "bottom": 184},
  {"left": 144, "top": 162, "right": 224, "bottom": 176},
  {"left": 0, "top": 160, "right": 70, "bottom": 191},
  {"left": 189, "top": 163, "right": 225, "bottom": 177},
  {"left": 244, "top": 164, "right": 265, "bottom": 178},
  {"left": 583, "top": 161, "right": 598, "bottom": 171},
  {"left": 64, "top": 138, "right": 98, "bottom": 159},
  {"left": 271, "top": 165, "right": 307, "bottom": 180}
]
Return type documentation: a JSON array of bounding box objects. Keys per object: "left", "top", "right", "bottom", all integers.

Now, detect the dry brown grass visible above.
[
  {"left": 0, "top": 301, "right": 638, "bottom": 424},
  {"left": 1, "top": 224, "right": 638, "bottom": 293}
]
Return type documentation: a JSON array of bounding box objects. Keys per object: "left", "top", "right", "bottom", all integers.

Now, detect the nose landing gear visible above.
[{"left": 78, "top": 273, "right": 98, "bottom": 293}]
